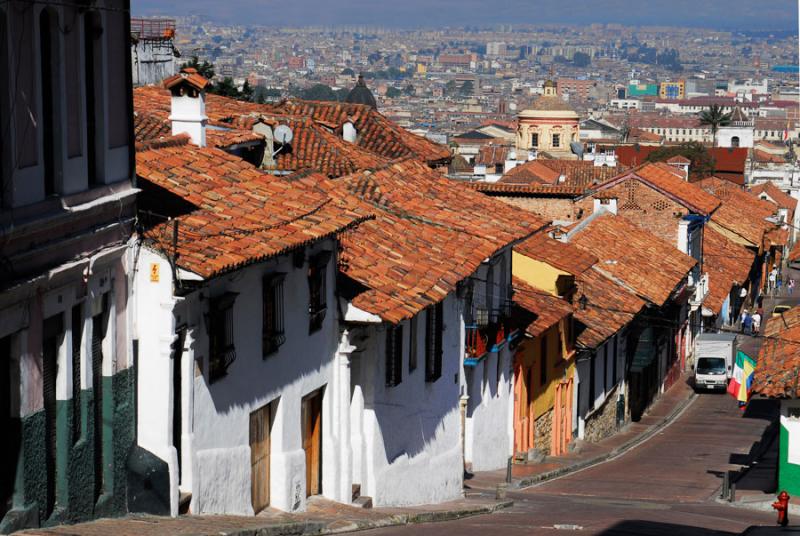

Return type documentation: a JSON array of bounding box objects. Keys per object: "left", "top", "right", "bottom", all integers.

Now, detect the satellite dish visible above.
[
  {"left": 274, "top": 124, "right": 294, "bottom": 144},
  {"left": 570, "top": 141, "right": 584, "bottom": 159}
]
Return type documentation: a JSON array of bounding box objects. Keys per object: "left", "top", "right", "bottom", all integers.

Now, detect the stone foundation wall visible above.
[
  {"left": 583, "top": 385, "right": 621, "bottom": 444},
  {"left": 534, "top": 408, "right": 553, "bottom": 456}
]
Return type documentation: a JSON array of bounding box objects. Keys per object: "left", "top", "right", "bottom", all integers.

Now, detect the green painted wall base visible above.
[
  {"left": 779, "top": 421, "right": 800, "bottom": 496},
  {"left": 0, "top": 367, "right": 135, "bottom": 531}
]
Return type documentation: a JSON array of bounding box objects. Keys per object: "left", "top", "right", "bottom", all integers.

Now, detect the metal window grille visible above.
[
  {"left": 262, "top": 274, "right": 286, "bottom": 357},
  {"left": 386, "top": 325, "right": 403, "bottom": 387},
  {"left": 308, "top": 253, "right": 331, "bottom": 334},
  {"left": 209, "top": 293, "right": 238, "bottom": 382},
  {"left": 425, "top": 303, "right": 443, "bottom": 382}
]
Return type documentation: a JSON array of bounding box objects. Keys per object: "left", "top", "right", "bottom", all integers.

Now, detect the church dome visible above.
[{"left": 346, "top": 74, "right": 378, "bottom": 109}]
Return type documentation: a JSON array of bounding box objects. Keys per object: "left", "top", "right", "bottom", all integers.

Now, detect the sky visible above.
[{"left": 133, "top": 0, "right": 799, "bottom": 31}]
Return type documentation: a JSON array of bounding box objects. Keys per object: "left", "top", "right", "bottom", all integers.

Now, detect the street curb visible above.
[
  {"left": 513, "top": 390, "right": 698, "bottom": 489},
  {"left": 717, "top": 497, "right": 800, "bottom": 516},
  {"left": 180, "top": 501, "right": 516, "bottom": 536}
]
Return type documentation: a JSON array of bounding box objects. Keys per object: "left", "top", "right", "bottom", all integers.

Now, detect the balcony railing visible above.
[
  {"left": 465, "top": 318, "right": 509, "bottom": 366},
  {"left": 131, "top": 18, "right": 176, "bottom": 40}
]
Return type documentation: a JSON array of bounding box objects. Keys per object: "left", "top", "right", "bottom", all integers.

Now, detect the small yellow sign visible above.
[{"left": 150, "top": 263, "right": 160, "bottom": 282}]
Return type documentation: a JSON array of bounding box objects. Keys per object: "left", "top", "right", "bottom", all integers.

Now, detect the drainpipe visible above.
[{"left": 460, "top": 394, "right": 469, "bottom": 472}]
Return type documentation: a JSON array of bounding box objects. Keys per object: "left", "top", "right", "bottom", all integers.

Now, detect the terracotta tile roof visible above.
[
  {"left": 317, "top": 159, "right": 548, "bottom": 323},
  {"left": 702, "top": 228, "right": 755, "bottom": 315},
  {"left": 512, "top": 277, "right": 573, "bottom": 338},
  {"left": 163, "top": 67, "right": 209, "bottom": 91},
  {"left": 627, "top": 128, "right": 663, "bottom": 143},
  {"left": 667, "top": 155, "right": 691, "bottom": 164},
  {"left": 750, "top": 182, "right": 797, "bottom": 224},
  {"left": 136, "top": 145, "right": 369, "bottom": 279},
  {"left": 134, "top": 111, "right": 172, "bottom": 144},
  {"left": 537, "top": 158, "right": 623, "bottom": 187},
  {"left": 205, "top": 127, "right": 264, "bottom": 148},
  {"left": 514, "top": 232, "right": 598, "bottom": 276},
  {"left": 501, "top": 160, "right": 562, "bottom": 185},
  {"left": 475, "top": 145, "right": 510, "bottom": 166},
  {"left": 574, "top": 267, "right": 645, "bottom": 348},
  {"left": 753, "top": 149, "right": 788, "bottom": 164},
  {"left": 264, "top": 115, "right": 389, "bottom": 177},
  {"left": 753, "top": 305, "right": 800, "bottom": 398},
  {"left": 590, "top": 163, "right": 721, "bottom": 215},
  {"left": 765, "top": 227, "right": 790, "bottom": 248},
  {"left": 569, "top": 213, "right": 697, "bottom": 306},
  {"left": 265, "top": 99, "right": 452, "bottom": 165},
  {"left": 339, "top": 159, "right": 547, "bottom": 245},
  {"left": 134, "top": 87, "right": 388, "bottom": 177},
  {"left": 789, "top": 240, "right": 800, "bottom": 263},
  {"left": 466, "top": 182, "right": 587, "bottom": 196},
  {"left": 697, "top": 177, "right": 777, "bottom": 247}
]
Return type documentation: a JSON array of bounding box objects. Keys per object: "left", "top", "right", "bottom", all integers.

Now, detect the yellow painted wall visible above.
[
  {"left": 512, "top": 251, "right": 570, "bottom": 296},
  {"left": 518, "top": 319, "right": 575, "bottom": 419}
]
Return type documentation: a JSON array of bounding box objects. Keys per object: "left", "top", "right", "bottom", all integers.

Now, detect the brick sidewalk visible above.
[
  {"left": 466, "top": 372, "right": 696, "bottom": 493},
  {"left": 15, "top": 495, "right": 513, "bottom": 536}
]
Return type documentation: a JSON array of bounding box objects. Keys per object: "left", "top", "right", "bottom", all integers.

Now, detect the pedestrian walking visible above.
[
  {"left": 777, "top": 277, "right": 783, "bottom": 294},
  {"left": 752, "top": 311, "right": 762, "bottom": 335},
  {"left": 790, "top": 278, "right": 795, "bottom": 295},
  {"left": 743, "top": 311, "right": 753, "bottom": 335},
  {"left": 740, "top": 309, "right": 748, "bottom": 334},
  {"left": 769, "top": 269, "right": 777, "bottom": 294}
]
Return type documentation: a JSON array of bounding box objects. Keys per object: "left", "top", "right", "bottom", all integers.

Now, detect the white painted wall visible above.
[
  {"left": 783, "top": 400, "right": 800, "bottom": 466},
  {"left": 346, "top": 294, "right": 463, "bottom": 506},
  {"left": 462, "top": 250, "right": 514, "bottom": 472},
  {"left": 134, "top": 239, "right": 343, "bottom": 516}
]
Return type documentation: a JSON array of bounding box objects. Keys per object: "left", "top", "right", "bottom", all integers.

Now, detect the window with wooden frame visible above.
[
  {"left": 386, "top": 324, "right": 403, "bottom": 387},
  {"left": 208, "top": 292, "right": 238, "bottom": 382},
  {"left": 262, "top": 273, "right": 286, "bottom": 357},
  {"left": 425, "top": 302, "right": 443, "bottom": 382},
  {"left": 308, "top": 252, "right": 331, "bottom": 334},
  {"left": 539, "top": 332, "right": 548, "bottom": 386}
]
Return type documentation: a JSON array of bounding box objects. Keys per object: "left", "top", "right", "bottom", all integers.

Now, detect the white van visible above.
[{"left": 693, "top": 333, "right": 737, "bottom": 391}]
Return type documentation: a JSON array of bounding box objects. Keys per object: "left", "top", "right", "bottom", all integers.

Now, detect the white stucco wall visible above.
[
  {"left": 134, "top": 239, "right": 343, "bottom": 516},
  {"left": 348, "top": 294, "right": 463, "bottom": 507},
  {"left": 462, "top": 251, "right": 514, "bottom": 472}
]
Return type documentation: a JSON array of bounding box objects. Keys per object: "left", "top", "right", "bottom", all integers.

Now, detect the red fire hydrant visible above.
[{"left": 772, "top": 490, "right": 790, "bottom": 526}]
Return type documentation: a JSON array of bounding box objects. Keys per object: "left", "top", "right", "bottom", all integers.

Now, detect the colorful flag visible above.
[{"left": 727, "top": 350, "right": 757, "bottom": 406}]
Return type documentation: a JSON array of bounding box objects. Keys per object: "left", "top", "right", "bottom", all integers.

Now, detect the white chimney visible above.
[
  {"left": 165, "top": 68, "right": 209, "bottom": 148},
  {"left": 343, "top": 121, "right": 357, "bottom": 143}
]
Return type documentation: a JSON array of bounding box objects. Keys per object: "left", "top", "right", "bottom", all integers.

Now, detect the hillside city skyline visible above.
[{"left": 132, "top": 0, "right": 800, "bottom": 30}]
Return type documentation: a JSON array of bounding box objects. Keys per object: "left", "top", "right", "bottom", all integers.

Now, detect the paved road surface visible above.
[{"left": 366, "top": 391, "right": 778, "bottom": 535}]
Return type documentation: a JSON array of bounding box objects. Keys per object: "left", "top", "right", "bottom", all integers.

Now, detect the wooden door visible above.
[
  {"left": 302, "top": 390, "right": 322, "bottom": 497},
  {"left": 249, "top": 403, "right": 271, "bottom": 513}
]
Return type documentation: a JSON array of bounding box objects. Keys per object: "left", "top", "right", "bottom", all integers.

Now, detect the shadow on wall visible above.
[
  {"left": 370, "top": 394, "right": 458, "bottom": 463},
  {"left": 596, "top": 520, "right": 738, "bottom": 536}
]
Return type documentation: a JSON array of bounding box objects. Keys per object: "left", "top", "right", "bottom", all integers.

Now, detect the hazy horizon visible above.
[{"left": 133, "top": 0, "right": 799, "bottom": 32}]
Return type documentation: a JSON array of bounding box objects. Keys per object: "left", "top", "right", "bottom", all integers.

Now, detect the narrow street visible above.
[{"left": 365, "top": 388, "right": 778, "bottom": 535}]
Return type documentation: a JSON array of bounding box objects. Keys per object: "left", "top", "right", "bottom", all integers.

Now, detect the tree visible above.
[
  {"left": 403, "top": 84, "right": 415, "bottom": 96},
  {"left": 444, "top": 80, "right": 458, "bottom": 96},
  {"left": 341, "top": 67, "right": 355, "bottom": 76},
  {"left": 459, "top": 80, "right": 474, "bottom": 96},
  {"left": 240, "top": 80, "right": 254, "bottom": 101},
  {"left": 572, "top": 52, "right": 591, "bottom": 67},
  {"left": 385, "top": 86, "right": 402, "bottom": 98},
  {"left": 699, "top": 104, "right": 733, "bottom": 146},
  {"left": 212, "top": 77, "right": 240, "bottom": 98},
  {"left": 181, "top": 56, "right": 215, "bottom": 80},
  {"left": 300, "top": 83, "right": 339, "bottom": 102},
  {"left": 645, "top": 142, "right": 716, "bottom": 179}
]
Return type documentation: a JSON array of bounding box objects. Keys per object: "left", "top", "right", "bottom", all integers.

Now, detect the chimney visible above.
[
  {"left": 343, "top": 120, "right": 357, "bottom": 143},
  {"left": 164, "top": 67, "right": 209, "bottom": 147}
]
